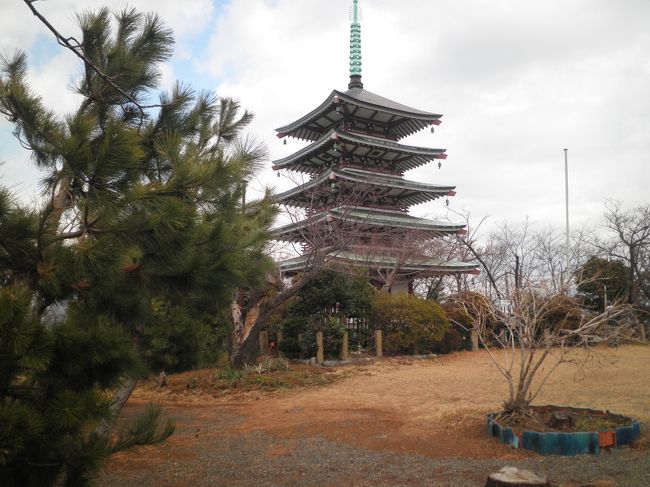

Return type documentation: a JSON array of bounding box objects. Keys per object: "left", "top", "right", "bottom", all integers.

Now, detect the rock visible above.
[
  {"left": 323, "top": 360, "right": 352, "bottom": 367},
  {"left": 485, "top": 466, "right": 550, "bottom": 487},
  {"left": 548, "top": 411, "right": 574, "bottom": 429}
]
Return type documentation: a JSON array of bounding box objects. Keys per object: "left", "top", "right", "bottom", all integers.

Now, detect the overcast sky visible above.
[{"left": 1, "top": 0, "right": 649, "bottom": 234}]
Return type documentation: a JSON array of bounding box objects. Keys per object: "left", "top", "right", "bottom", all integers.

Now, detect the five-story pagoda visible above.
[{"left": 273, "top": 0, "right": 479, "bottom": 292}]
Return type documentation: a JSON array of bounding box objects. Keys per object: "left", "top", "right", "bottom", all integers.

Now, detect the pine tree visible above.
[{"left": 0, "top": 7, "right": 275, "bottom": 485}]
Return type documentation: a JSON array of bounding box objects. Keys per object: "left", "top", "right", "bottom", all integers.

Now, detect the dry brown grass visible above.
[{"left": 101, "top": 345, "right": 650, "bottom": 487}]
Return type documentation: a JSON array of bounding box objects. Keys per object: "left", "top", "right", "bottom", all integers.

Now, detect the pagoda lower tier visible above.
[
  {"left": 274, "top": 205, "right": 465, "bottom": 244},
  {"left": 275, "top": 167, "right": 456, "bottom": 211},
  {"left": 278, "top": 247, "right": 480, "bottom": 277}
]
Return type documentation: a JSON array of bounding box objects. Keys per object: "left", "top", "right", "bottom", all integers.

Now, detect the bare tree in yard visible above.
[
  {"left": 451, "top": 286, "right": 633, "bottom": 423},
  {"left": 229, "top": 177, "right": 374, "bottom": 367},
  {"left": 594, "top": 200, "right": 650, "bottom": 341},
  {"left": 414, "top": 237, "right": 465, "bottom": 299}
]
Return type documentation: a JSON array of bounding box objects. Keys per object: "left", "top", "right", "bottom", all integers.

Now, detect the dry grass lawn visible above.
[{"left": 102, "top": 344, "right": 650, "bottom": 486}]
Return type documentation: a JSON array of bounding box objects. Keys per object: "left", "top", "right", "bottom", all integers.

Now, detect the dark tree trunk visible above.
[
  {"left": 230, "top": 275, "right": 313, "bottom": 368},
  {"left": 95, "top": 377, "right": 137, "bottom": 438},
  {"left": 460, "top": 239, "right": 502, "bottom": 299},
  {"left": 514, "top": 254, "right": 521, "bottom": 290}
]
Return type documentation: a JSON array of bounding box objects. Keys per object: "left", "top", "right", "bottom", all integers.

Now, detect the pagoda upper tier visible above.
[
  {"left": 276, "top": 87, "right": 442, "bottom": 142},
  {"left": 273, "top": 129, "right": 446, "bottom": 175}
]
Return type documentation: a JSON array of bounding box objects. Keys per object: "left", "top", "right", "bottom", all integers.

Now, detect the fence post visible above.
[
  {"left": 471, "top": 330, "right": 479, "bottom": 352},
  {"left": 259, "top": 330, "right": 269, "bottom": 356},
  {"left": 341, "top": 331, "right": 349, "bottom": 361},
  {"left": 375, "top": 329, "right": 383, "bottom": 358},
  {"left": 316, "top": 331, "right": 324, "bottom": 364}
]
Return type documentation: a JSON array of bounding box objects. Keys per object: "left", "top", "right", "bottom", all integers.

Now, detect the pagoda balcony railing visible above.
[
  {"left": 300, "top": 202, "right": 409, "bottom": 216},
  {"left": 340, "top": 122, "right": 399, "bottom": 141}
]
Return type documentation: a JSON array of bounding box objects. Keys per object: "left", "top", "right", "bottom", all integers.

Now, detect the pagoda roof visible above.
[
  {"left": 276, "top": 167, "right": 455, "bottom": 208},
  {"left": 278, "top": 249, "right": 480, "bottom": 276},
  {"left": 276, "top": 87, "right": 442, "bottom": 142},
  {"left": 273, "top": 129, "right": 446, "bottom": 174},
  {"left": 273, "top": 206, "right": 465, "bottom": 242}
]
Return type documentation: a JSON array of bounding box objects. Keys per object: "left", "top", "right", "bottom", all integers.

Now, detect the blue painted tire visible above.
[{"left": 487, "top": 406, "right": 640, "bottom": 456}]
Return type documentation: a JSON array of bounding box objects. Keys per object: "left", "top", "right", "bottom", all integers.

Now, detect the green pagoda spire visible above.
[{"left": 348, "top": 0, "right": 363, "bottom": 89}]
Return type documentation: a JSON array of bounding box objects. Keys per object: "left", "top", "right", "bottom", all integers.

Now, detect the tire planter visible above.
[{"left": 487, "top": 405, "right": 641, "bottom": 456}]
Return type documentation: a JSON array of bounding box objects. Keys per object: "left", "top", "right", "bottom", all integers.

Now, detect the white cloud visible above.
[{"left": 2, "top": 0, "right": 649, "bottom": 234}]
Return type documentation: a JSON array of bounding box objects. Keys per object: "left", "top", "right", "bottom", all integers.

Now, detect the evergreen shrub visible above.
[{"left": 374, "top": 292, "right": 448, "bottom": 354}]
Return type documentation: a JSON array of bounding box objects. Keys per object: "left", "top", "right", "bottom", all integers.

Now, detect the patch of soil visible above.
[
  {"left": 497, "top": 406, "right": 635, "bottom": 433},
  {"left": 132, "top": 362, "right": 353, "bottom": 404}
]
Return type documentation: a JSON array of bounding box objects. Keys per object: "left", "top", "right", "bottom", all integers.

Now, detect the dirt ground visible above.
[{"left": 99, "top": 345, "right": 650, "bottom": 487}]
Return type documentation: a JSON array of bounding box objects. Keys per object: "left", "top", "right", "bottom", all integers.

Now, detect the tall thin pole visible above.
[{"left": 564, "top": 148, "right": 570, "bottom": 285}]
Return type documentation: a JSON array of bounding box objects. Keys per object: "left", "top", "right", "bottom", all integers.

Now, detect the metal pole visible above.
[{"left": 564, "top": 149, "right": 570, "bottom": 288}]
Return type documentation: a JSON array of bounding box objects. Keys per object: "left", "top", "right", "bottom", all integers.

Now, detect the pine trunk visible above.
[{"left": 95, "top": 377, "right": 137, "bottom": 438}]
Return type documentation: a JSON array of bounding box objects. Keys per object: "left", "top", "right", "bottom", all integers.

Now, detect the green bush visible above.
[
  {"left": 374, "top": 292, "right": 449, "bottom": 355},
  {"left": 279, "top": 268, "right": 374, "bottom": 359},
  {"left": 429, "top": 326, "right": 470, "bottom": 353},
  {"left": 279, "top": 316, "right": 347, "bottom": 359},
  {"left": 278, "top": 316, "right": 306, "bottom": 358}
]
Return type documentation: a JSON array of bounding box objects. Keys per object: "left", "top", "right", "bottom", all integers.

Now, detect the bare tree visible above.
[
  {"left": 452, "top": 286, "right": 633, "bottom": 423},
  {"left": 593, "top": 200, "right": 650, "bottom": 340}
]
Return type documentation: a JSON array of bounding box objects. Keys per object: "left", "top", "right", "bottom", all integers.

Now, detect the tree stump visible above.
[{"left": 485, "top": 467, "right": 549, "bottom": 487}]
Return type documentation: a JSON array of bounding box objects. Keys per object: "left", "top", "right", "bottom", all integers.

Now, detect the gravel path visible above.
[{"left": 98, "top": 406, "right": 650, "bottom": 487}]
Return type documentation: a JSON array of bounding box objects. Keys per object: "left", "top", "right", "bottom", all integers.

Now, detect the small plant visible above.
[
  {"left": 186, "top": 377, "right": 199, "bottom": 390},
  {"left": 244, "top": 357, "right": 291, "bottom": 375},
  {"left": 215, "top": 367, "right": 244, "bottom": 381}
]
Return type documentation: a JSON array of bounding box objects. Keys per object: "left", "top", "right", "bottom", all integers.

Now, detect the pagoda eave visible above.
[
  {"left": 273, "top": 206, "right": 466, "bottom": 242},
  {"left": 275, "top": 89, "right": 443, "bottom": 142},
  {"left": 272, "top": 129, "right": 447, "bottom": 174},
  {"left": 275, "top": 168, "right": 456, "bottom": 208},
  {"left": 278, "top": 250, "right": 480, "bottom": 277}
]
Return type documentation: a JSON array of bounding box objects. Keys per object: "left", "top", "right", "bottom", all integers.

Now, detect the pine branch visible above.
[{"left": 23, "top": 0, "right": 165, "bottom": 129}]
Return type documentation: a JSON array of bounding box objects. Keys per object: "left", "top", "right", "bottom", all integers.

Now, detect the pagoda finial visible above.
[{"left": 348, "top": 0, "right": 363, "bottom": 89}]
